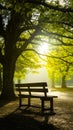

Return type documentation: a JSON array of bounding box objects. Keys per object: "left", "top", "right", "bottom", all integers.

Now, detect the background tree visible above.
[
  {"left": 0, "top": 0, "right": 73, "bottom": 99},
  {"left": 46, "top": 45, "right": 73, "bottom": 88},
  {"left": 0, "top": 64, "right": 2, "bottom": 91},
  {"left": 14, "top": 48, "right": 41, "bottom": 83}
]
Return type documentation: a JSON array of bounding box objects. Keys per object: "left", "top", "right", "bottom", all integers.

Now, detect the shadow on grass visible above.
[
  {"left": 0, "top": 96, "right": 60, "bottom": 130},
  {"left": 0, "top": 107, "right": 60, "bottom": 130},
  {"left": 0, "top": 96, "right": 18, "bottom": 107}
]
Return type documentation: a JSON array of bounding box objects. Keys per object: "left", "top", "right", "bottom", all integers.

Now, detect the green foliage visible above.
[
  {"left": 46, "top": 45, "right": 73, "bottom": 83},
  {"left": 14, "top": 47, "right": 42, "bottom": 80},
  {"left": 0, "top": 0, "right": 73, "bottom": 97}
]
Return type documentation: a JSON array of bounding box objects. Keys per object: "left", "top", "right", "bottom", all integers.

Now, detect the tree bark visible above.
[
  {"left": 0, "top": 54, "right": 17, "bottom": 100},
  {"left": 0, "top": 68, "right": 2, "bottom": 91},
  {"left": 61, "top": 75, "right": 67, "bottom": 88},
  {"left": 51, "top": 71, "right": 55, "bottom": 88}
]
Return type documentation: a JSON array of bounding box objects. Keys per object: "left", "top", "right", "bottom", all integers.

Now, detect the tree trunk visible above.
[
  {"left": 51, "top": 71, "right": 55, "bottom": 88},
  {"left": 0, "top": 57, "right": 16, "bottom": 100},
  {"left": 61, "top": 75, "right": 67, "bottom": 88},
  {"left": 0, "top": 69, "right": 2, "bottom": 91}
]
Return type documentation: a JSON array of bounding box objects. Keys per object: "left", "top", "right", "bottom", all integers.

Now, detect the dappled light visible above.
[{"left": 0, "top": 90, "right": 73, "bottom": 130}]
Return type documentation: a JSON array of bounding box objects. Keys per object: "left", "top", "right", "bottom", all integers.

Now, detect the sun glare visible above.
[{"left": 39, "top": 43, "right": 49, "bottom": 55}]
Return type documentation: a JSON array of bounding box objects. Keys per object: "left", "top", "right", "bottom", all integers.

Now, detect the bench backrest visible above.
[{"left": 15, "top": 82, "right": 48, "bottom": 97}]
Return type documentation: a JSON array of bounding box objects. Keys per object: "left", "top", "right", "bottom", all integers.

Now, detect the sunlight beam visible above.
[{"left": 39, "top": 43, "right": 49, "bottom": 55}]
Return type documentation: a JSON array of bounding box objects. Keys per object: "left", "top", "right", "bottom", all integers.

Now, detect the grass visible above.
[{"left": 51, "top": 87, "right": 73, "bottom": 92}]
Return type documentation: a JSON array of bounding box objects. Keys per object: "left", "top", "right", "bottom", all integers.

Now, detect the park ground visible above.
[{"left": 0, "top": 89, "right": 73, "bottom": 130}]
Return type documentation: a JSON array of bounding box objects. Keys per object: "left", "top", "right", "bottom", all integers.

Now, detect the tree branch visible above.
[
  {"left": 24, "top": 0, "right": 73, "bottom": 13},
  {"left": 42, "top": 30, "right": 73, "bottom": 40}
]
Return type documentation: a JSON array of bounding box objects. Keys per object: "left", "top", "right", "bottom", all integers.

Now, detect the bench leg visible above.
[
  {"left": 50, "top": 98, "right": 54, "bottom": 112},
  {"left": 28, "top": 97, "right": 30, "bottom": 106},
  {"left": 41, "top": 99, "right": 44, "bottom": 112},
  {"left": 19, "top": 97, "right": 22, "bottom": 107}
]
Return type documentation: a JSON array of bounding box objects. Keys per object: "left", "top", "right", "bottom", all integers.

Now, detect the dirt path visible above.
[{"left": 0, "top": 92, "right": 73, "bottom": 130}]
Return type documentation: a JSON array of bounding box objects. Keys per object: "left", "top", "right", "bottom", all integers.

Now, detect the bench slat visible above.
[
  {"left": 15, "top": 82, "right": 47, "bottom": 87},
  {"left": 16, "top": 88, "right": 48, "bottom": 92},
  {"left": 18, "top": 94, "right": 58, "bottom": 98},
  {"left": 18, "top": 94, "right": 46, "bottom": 98}
]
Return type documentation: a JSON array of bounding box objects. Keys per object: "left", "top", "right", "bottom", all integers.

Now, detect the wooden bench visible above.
[{"left": 15, "top": 82, "right": 58, "bottom": 113}]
